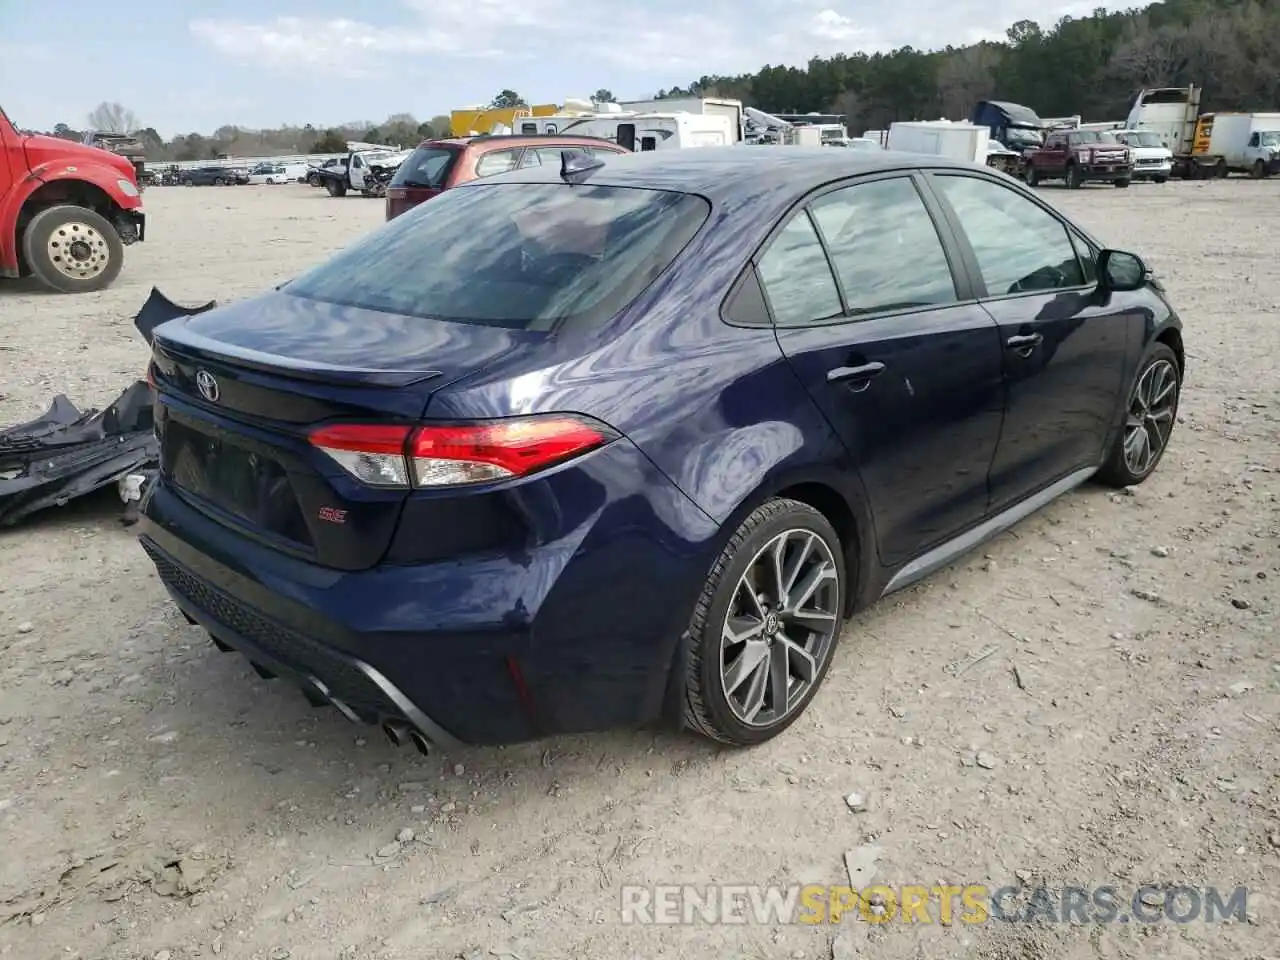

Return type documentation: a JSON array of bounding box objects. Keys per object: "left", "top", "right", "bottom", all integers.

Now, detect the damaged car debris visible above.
[{"left": 0, "top": 287, "right": 215, "bottom": 527}]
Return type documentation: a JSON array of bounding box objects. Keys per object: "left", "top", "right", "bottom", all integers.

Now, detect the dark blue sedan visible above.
[{"left": 138, "top": 147, "right": 1184, "bottom": 751}]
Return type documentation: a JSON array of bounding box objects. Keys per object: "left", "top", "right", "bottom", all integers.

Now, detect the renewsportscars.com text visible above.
[{"left": 620, "top": 884, "right": 1249, "bottom": 925}]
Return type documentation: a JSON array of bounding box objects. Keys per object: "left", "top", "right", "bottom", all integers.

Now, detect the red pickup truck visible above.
[
  {"left": 1, "top": 106, "right": 145, "bottom": 293},
  {"left": 1025, "top": 130, "right": 1134, "bottom": 189}
]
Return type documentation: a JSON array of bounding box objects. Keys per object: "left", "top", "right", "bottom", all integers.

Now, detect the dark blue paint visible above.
[{"left": 139, "top": 147, "right": 1183, "bottom": 746}]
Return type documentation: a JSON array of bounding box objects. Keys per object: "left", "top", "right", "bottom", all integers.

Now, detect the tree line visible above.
[
  {"left": 659, "top": 0, "right": 1280, "bottom": 132},
  {"left": 28, "top": 0, "right": 1280, "bottom": 161}
]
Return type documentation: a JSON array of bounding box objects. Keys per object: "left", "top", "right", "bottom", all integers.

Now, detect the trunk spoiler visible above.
[{"left": 133, "top": 285, "right": 218, "bottom": 345}]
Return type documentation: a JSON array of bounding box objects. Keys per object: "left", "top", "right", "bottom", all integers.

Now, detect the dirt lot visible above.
[{"left": 0, "top": 180, "right": 1277, "bottom": 960}]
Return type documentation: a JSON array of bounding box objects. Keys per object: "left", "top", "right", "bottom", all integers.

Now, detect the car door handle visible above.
[
  {"left": 1006, "top": 333, "right": 1044, "bottom": 351},
  {"left": 827, "top": 361, "right": 886, "bottom": 384}
]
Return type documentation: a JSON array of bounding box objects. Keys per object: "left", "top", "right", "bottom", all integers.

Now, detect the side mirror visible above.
[{"left": 1097, "top": 249, "right": 1147, "bottom": 292}]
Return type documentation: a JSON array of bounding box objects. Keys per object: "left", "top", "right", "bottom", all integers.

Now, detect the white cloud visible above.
[{"left": 190, "top": 0, "right": 1135, "bottom": 81}]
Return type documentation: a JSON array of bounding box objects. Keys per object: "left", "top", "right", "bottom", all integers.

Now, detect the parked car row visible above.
[{"left": 146, "top": 161, "right": 312, "bottom": 186}]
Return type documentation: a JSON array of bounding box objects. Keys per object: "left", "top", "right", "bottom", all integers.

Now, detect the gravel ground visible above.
[{"left": 0, "top": 180, "right": 1277, "bottom": 960}]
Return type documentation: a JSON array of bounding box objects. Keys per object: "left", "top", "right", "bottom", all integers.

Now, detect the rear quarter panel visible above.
[{"left": 424, "top": 191, "right": 880, "bottom": 599}]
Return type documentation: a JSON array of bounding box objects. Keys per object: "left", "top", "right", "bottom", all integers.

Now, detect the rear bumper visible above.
[
  {"left": 137, "top": 439, "right": 719, "bottom": 747},
  {"left": 140, "top": 534, "right": 465, "bottom": 750}
]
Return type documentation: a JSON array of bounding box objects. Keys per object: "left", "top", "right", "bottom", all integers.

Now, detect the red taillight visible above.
[
  {"left": 146, "top": 363, "right": 157, "bottom": 389},
  {"left": 308, "top": 415, "right": 616, "bottom": 489}
]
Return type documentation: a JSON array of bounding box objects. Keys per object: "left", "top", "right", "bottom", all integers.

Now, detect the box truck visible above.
[
  {"left": 1195, "top": 112, "right": 1280, "bottom": 178},
  {"left": 886, "top": 121, "right": 988, "bottom": 164}
]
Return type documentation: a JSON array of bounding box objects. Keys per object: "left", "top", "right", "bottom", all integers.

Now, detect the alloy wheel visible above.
[
  {"left": 719, "top": 528, "right": 840, "bottom": 727},
  {"left": 45, "top": 221, "right": 110, "bottom": 281},
  {"left": 1123, "top": 359, "right": 1178, "bottom": 476}
]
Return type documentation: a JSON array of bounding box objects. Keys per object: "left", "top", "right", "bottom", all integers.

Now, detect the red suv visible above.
[{"left": 385, "top": 135, "right": 629, "bottom": 221}]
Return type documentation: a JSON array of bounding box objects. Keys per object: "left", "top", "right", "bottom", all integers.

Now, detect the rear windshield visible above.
[
  {"left": 390, "top": 145, "right": 459, "bottom": 189},
  {"left": 286, "top": 182, "right": 710, "bottom": 329}
]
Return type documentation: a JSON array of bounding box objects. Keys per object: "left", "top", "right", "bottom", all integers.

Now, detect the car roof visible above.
[
  {"left": 470, "top": 146, "right": 978, "bottom": 206},
  {"left": 421, "top": 134, "right": 623, "bottom": 150}
]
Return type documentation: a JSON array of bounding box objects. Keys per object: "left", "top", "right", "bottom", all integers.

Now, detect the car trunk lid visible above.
[{"left": 149, "top": 291, "right": 531, "bottom": 570}]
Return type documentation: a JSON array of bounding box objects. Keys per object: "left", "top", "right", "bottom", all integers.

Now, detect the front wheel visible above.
[
  {"left": 683, "top": 499, "right": 846, "bottom": 746},
  {"left": 21, "top": 205, "right": 124, "bottom": 294},
  {"left": 1154, "top": 176, "right": 1168, "bottom": 184},
  {"left": 1025, "top": 165, "right": 1040, "bottom": 187},
  {"left": 1251, "top": 160, "right": 1267, "bottom": 179},
  {"left": 1096, "top": 344, "right": 1181, "bottom": 488},
  {"left": 1114, "top": 178, "right": 1130, "bottom": 188},
  {"left": 1066, "top": 163, "right": 1083, "bottom": 189}
]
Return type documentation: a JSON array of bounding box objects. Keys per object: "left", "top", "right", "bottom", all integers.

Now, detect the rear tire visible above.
[
  {"left": 683, "top": 499, "right": 846, "bottom": 747},
  {"left": 21, "top": 205, "right": 124, "bottom": 294},
  {"left": 1096, "top": 343, "right": 1181, "bottom": 488},
  {"left": 325, "top": 179, "right": 347, "bottom": 197}
]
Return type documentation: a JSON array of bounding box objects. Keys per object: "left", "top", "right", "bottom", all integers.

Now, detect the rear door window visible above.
[
  {"left": 474, "top": 149, "right": 520, "bottom": 178},
  {"left": 756, "top": 213, "right": 843, "bottom": 326},
  {"left": 809, "top": 177, "right": 958, "bottom": 315},
  {"left": 286, "top": 183, "right": 710, "bottom": 329}
]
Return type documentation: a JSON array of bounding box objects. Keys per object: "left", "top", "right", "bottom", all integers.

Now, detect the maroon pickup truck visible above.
[{"left": 1025, "top": 130, "right": 1134, "bottom": 189}]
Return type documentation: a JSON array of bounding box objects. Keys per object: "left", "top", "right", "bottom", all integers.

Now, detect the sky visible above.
[{"left": 1, "top": 0, "right": 1128, "bottom": 138}]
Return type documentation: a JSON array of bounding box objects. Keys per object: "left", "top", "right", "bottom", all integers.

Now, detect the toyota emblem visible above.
[{"left": 195, "top": 369, "right": 220, "bottom": 403}]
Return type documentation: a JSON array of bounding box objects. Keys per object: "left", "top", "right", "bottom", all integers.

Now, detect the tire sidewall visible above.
[
  {"left": 21, "top": 205, "right": 124, "bottom": 294},
  {"left": 691, "top": 502, "right": 846, "bottom": 745}
]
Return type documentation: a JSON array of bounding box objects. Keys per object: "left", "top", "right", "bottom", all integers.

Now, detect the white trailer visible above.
[
  {"left": 555, "top": 112, "right": 735, "bottom": 150},
  {"left": 615, "top": 97, "right": 744, "bottom": 141},
  {"left": 1200, "top": 112, "right": 1280, "bottom": 177},
  {"left": 886, "top": 121, "right": 988, "bottom": 164}
]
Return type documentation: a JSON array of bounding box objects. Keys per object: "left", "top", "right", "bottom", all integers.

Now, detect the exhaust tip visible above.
[
  {"left": 408, "top": 730, "right": 432, "bottom": 756},
  {"left": 383, "top": 720, "right": 411, "bottom": 748}
]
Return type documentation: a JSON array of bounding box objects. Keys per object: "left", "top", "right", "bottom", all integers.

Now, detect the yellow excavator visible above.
[{"left": 449, "top": 103, "right": 560, "bottom": 137}]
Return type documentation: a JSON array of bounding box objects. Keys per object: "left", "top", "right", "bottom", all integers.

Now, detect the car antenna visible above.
[{"left": 560, "top": 149, "right": 604, "bottom": 183}]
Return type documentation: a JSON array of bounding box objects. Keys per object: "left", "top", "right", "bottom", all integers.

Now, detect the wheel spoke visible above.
[
  {"left": 785, "top": 561, "right": 835, "bottom": 614},
  {"left": 1141, "top": 420, "right": 1162, "bottom": 468},
  {"left": 736, "top": 576, "right": 769, "bottom": 621},
  {"left": 724, "top": 640, "right": 769, "bottom": 695},
  {"left": 738, "top": 653, "right": 770, "bottom": 722},
  {"left": 781, "top": 533, "right": 815, "bottom": 599},
  {"left": 722, "top": 616, "right": 765, "bottom": 649},
  {"left": 767, "top": 644, "right": 791, "bottom": 718},
  {"left": 779, "top": 633, "right": 818, "bottom": 684}
]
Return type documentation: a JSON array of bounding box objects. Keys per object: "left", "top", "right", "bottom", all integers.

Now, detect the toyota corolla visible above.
[{"left": 138, "top": 148, "right": 1184, "bottom": 752}]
